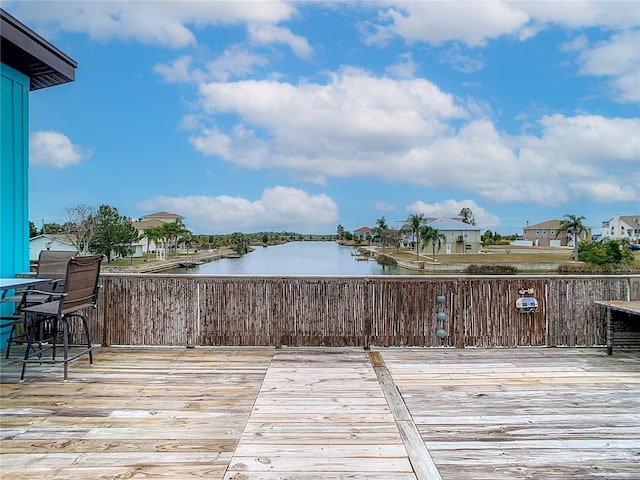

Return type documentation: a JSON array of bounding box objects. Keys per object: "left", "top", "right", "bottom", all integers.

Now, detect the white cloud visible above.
[
  {"left": 8, "top": 0, "right": 297, "bottom": 48},
  {"left": 194, "top": 68, "right": 467, "bottom": 175},
  {"left": 406, "top": 199, "right": 501, "bottom": 229},
  {"left": 521, "top": 1, "right": 639, "bottom": 30},
  {"left": 366, "top": 1, "right": 639, "bottom": 47},
  {"left": 206, "top": 45, "right": 270, "bottom": 81},
  {"left": 137, "top": 186, "right": 338, "bottom": 232},
  {"left": 439, "top": 48, "right": 484, "bottom": 74},
  {"left": 375, "top": 202, "right": 396, "bottom": 213},
  {"left": 368, "top": 2, "right": 530, "bottom": 47},
  {"left": 29, "top": 131, "right": 90, "bottom": 168},
  {"left": 248, "top": 24, "right": 313, "bottom": 58},
  {"left": 577, "top": 30, "right": 640, "bottom": 103},
  {"left": 154, "top": 55, "right": 202, "bottom": 83},
  {"left": 386, "top": 52, "right": 418, "bottom": 78},
  {"left": 570, "top": 182, "right": 638, "bottom": 203}
]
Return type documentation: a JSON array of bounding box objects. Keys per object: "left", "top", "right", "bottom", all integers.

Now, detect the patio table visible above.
[
  {"left": 1, "top": 277, "right": 54, "bottom": 355},
  {"left": 0, "top": 277, "right": 53, "bottom": 291}
]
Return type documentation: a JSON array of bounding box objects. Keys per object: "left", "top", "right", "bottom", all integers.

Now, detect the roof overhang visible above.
[{"left": 1, "top": 8, "right": 77, "bottom": 90}]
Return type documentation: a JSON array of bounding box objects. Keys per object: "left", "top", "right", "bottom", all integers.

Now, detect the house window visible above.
[
  {"left": 536, "top": 230, "right": 540, "bottom": 235},
  {"left": 551, "top": 229, "right": 555, "bottom": 234},
  {"left": 542, "top": 230, "right": 546, "bottom": 234}
]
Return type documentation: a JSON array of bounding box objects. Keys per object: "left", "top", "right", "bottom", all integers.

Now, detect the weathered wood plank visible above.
[{"left": 2, "top": 346, "right": 639, "bottom": 479}]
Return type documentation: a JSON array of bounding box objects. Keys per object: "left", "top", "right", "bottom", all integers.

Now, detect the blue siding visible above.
[{"left": 1, "top": 63, "right": 30, "bottom": 346}]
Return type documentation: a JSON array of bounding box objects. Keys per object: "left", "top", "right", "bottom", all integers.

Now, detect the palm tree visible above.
[
  {"left": 375, "top": 216, "right": 389, "bottom": 252},
  {"left": 557, "top": 214, "right": 587, "bottom": 262},
  {"left": 161, "top": 220, "right": 189, "bottom": 258},
  {"left": 142, "top": 226, "right": 163, "bottom": 262},
  {"left": 422, "top": 226, "right": 447, "bottom": 262},
  {"left": 405, "top": 214, "right": 424, "bottom": 260}
]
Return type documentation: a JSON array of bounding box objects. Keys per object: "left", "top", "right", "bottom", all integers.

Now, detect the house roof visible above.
[
  {"left": 525, "top": 219, "right": 592, "bottom": 231},
  {"left": 30, "top": 233, "right": 77, "bottom": 245},
  {"left": 132, "top": 219, "right": 166, "bottom": 230},
  {"left": 142, "top": 211, "right": 184, "bottom": 221},
  {"left": 524, "top": 220, "right": 562, "bottom": 230},
  {"left": 620, "top": 216, "right": 640, "bottom": 228},
  {"left": 427, "top": 217, "right": 480, "bottom": 231},
  {"left": 354, "top": 226, "right": 372, "bottom": 233},
  {"left": 0, "top": 8, "right": 77, "bottom": 90}
]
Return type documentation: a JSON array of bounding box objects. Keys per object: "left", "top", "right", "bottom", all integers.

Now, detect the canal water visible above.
[{"left": 173, "top": 241, "right": 411, "bottom": 275}]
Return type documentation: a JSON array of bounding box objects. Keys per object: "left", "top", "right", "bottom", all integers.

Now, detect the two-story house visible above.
[
  {"left": 522, "top": 220, "right": 592, "bottom": 247},
  {"left": 601, "top": 215, "right": 640, "bottom": 242},
  {"left": 132, "top": 211, "right": 186, "bottom": 256}
]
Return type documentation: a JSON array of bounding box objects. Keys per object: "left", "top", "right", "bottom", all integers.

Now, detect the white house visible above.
[
  {"left": 601, "top": 215, "right": 640, "bottom": 242},
  {"left": 29, "top": 234, "right": 77, "bottom": 261},
  {"left": 132, "top": 211, "right": 186, "bottom": 255}
]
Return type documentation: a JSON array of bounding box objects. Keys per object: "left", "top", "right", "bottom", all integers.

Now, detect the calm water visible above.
[{"left": 174, "top": 241, "right": 411, "bottom": 275}]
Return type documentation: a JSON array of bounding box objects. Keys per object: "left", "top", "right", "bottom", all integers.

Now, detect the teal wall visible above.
[{"left": 1, "top": 63, "right": 30, "bottom": 345}]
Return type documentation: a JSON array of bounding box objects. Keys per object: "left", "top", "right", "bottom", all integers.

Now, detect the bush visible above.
[
  {"left": 465, "top": 264, "right": 518, "bottom": 274},
  {"left": 558, "top": 262, "right": 639, "bottom": 274},
  {"left": 578, "top": 240, "right": 634, "bottom": 265}
]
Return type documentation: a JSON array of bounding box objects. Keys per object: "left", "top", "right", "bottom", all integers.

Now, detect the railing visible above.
[{"left": 85, "top": 274, "right": 639, "bottom": 348}]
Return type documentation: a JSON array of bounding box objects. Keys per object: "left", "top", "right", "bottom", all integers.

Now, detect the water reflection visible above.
[{"left": 173, "top": 241, "right": 411, "bottom": 275}]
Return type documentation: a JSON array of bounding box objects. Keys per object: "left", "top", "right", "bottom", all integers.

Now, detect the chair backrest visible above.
[
  {"left": 59, "top": 255, "right": 103, "bottom": 315},
  {"left": 37, "top": 250, "right": 78, "bottom": 280}
]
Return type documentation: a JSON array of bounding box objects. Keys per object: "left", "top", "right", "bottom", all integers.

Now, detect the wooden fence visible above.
[{"left": 86, "top": 274, "right": 639, "bottom": 348}]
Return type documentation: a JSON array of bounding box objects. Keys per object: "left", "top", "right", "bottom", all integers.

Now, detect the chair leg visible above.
[
  {"left": 80, "top": 314, "right": 94, "bottom": 365},
  {"left": 62, "top": 318, "right": 69, "bottom": 381},
  {"left": 51, "top": 317, "right": 59, "bottom": 361},
  {"left": 5, "top": 321, "right": 17, "bottom": 358},
  {"left": 20, "top": 316, "right": 39, "bottom": 381}
]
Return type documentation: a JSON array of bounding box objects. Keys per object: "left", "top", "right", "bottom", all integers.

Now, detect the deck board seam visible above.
[{"left": 369, "top": 351, "right": 443, "bottom": 480}]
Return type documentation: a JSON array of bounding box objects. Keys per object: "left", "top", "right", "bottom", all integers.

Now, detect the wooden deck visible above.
[{"left": 1, "top": 347, "right": 639, "bottom": 479}]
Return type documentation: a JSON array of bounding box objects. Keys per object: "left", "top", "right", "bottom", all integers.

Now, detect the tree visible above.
[
  {"left": 228, "top": 232, "right": 249, "bottom": 254},
  {"left": 337, "top": 224, "right": 345, "bottom": 240},
  {"left": 90, "top": 205, "right": 138, "bottom": 262},
  {"left": 160, "top": 220, "right": 189, "bottom": 257},
  {"left": 482, "top": 230, "right": 502, "bottom": 246},
  {"left": 459, "top": 207, "right": 475, "bottom": 225},
  {"left": 142, "top": 226, "right": 164, "bottom": 261},
  {"left": 422, "top": 226, "right": 447, "bottom": 262},
  {"left": 29, "top": 221, "right": 38, "bottom": 238},
  {"left": 40, "top": 222, "right": 66, "bottom": 235},
  {"left": 65, "top": 204, "right": 97, "bottom": 255},
  {"left": 375, "top": 217, "right": 389, "bottom": 252},
  {"left": 557, "top": 214, "right": 587, "bottom": 262},
  {"left": 405, "top": 214, "right": 424, "bottom": 260}
]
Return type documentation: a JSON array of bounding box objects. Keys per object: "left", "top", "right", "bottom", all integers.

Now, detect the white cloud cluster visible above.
[
  {"left": 406, "top": 199, "right": 501, "bottom": 230},
  {"left": 7, "top": 1, "right": 296, "bottom": 48},
  {"left": 187, "top": 69, "right": 639, "bottom": 205},
  {"left": 366, "top": 1, "right": 530, "bottom": 47},
  {"left": 365, "top": 1, "right": 639, "bottom": 102},
  {"left": 577, "top": 30, "right": 640, "bottom": 103},
  {"left": 137, "top": 186, "right": 338, "bottom": 233},
  {"left": 367, "top": 1, "right": 639, "bottom": 47},
  {"left": 29, "top": 131, "right": 90, "bottom": 168},
  {"left": 13, "top": 0, "right": 638, "bottom": 102}
]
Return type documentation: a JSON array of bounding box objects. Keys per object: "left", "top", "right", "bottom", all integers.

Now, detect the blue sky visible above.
[{"left": 6, "top": 1, "right": 640, "bottom": 235}]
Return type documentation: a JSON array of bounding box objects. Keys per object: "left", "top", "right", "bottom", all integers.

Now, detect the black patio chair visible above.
[
  {"left": 2, "top": 250, "right": 77, "bottom": 357},
  {"left": 19, "top": 255, "right": 102, "bottom": 381}
]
